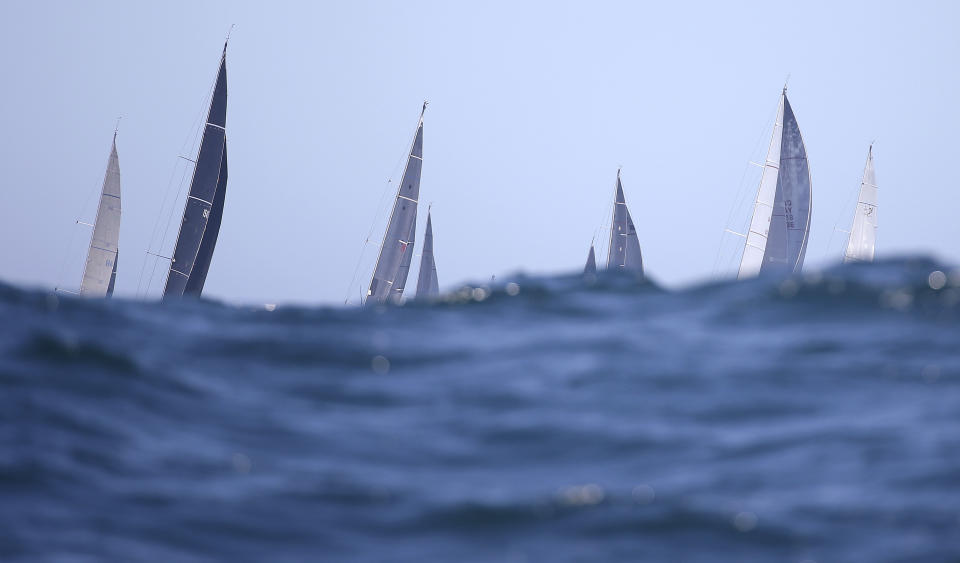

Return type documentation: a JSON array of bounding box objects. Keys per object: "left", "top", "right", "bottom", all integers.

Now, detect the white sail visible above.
[
  {"left": 415, "top": 210, "right": 439, "bottom": 298},
  {"left": 367, "top": 104, "right": 425, "bottom": 304},
  {"left": 80, "top": 133, "right": 122, "bottom": 297},
  {"left": 738, "top": 89, "right": 812, "bottom": 278},
  {"left": 843, "top": 145, "right": 878, "bottom": 263}
]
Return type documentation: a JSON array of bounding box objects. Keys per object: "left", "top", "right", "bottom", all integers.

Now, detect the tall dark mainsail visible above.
[
  {"left": 416, "top": 209, "right": 439, "bottom": 298},
  {"left": 606, "top": 169, "right": 644, "bottom": 274},
  {"left": 367, "top": 104, "right": 426, "bottom": 304},
  {"left": 164, "top": 43, "right": 229, "bottom": 298},
  {"left": 738, "top": 87, "right": 812, "bottom": 279},
  {"left": 80, "top": 132, "right": 122, "bottom": 297}
]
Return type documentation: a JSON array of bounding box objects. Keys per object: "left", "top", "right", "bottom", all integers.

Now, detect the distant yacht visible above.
[
  {"left": 79, "top": 131, "right": 122, "bottom": 297},
  {"left": 842, "top": 145, "right": 878, "bottom": 263},
  {"left": 367, "top": 103, "right": 426, "bottom": 305},
  {"left": 163, "top": 41, "right": 229, "bottom": 298},
  {"left": 415, "top": 208, "right": 439, "bottom": 299},
  {"left": 738, "top": 87, "right": 812, "bottom": 279},
  {"left": 606, "top": 169, "right": 644, "bottom": 275}
]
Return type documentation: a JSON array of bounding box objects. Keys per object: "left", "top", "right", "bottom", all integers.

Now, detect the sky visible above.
[{"left": 1, "top": 1, "right": 957, "bottom": 305}]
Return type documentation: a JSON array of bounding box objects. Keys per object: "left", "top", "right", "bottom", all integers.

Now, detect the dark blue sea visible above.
[{"left": 2, "top": 257, "right": 959, "bottom": 562}]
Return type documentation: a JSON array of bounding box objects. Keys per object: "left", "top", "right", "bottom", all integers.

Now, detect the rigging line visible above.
[{"left": 823, "top": 167, "right": 861, "bottom": 262}]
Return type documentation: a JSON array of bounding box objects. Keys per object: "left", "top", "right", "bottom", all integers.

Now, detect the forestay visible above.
[
  {"left": 80, "top": 134, "right": 122, "bottom": 297},
  {"left": 843, "top": 145, "right": 878, "bottom": 263},
  {"left": 416, "top": 210, "right": 440, "bottom": 298},
  {"left": 606, "top": 170, "right": 644, "bottom": 275},
  {"left": 738, "top": 90, "right": 812, "bottom": 278},
  {"left": 367, "top": 104, "right": 425, "bottom": 304},
  {"left": 164, "top": 43, "right": 228, "bottom": 298}
]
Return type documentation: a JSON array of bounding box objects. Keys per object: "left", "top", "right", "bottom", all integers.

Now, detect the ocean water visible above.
[{"left": 2, "top": 257, "right": 959, "bottom": 562}]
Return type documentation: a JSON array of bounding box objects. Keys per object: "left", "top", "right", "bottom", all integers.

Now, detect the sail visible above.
[
  {"left": 738, "top": 90, "right": 812, "bottom": 278},
  {"left": 184, "top": 143, "right": 228, "bottom": 295},
  {"left": 416, "top": 210, "right": 440, "bottom": 298},
  {"left": 106, "top": 251, "right": 118, "bottom": 297},
  {"left": 367, "top": 105, "right": 425, "bottom": 304},
  {"left": 843, "top": 146, "right": 878, "bottom": 263},
  {"left": 392, "top": 218, "right": 417, "bottom": 297},
  {"left": 164, "top": 44, "right": 228, "bottom": 298},
  {"left": 583, "top": 243, "right": 597, "bottom": 275},
  {"left": 79, "top": 134, "right": 122, "bottom": 297},
  {"left": 605, "top": 170, "right": 644, "bottom": 274}
]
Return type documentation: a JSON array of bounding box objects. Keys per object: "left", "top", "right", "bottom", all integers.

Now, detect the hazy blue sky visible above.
[{"left": 1, "top": 1, "right": 957, "bottom": 304}]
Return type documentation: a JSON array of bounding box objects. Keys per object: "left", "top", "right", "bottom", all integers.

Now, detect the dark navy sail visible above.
[
  {"left": 583, "top": 243, "right": 597, "bottom": 275},
  {"left": 106, "top": 252, "right": 118, "bottom": 297},
  {"left": 184, "top": 144, "right": 227, "bottom": 296},
  {"left": 164, "top": 44, "right": 228, "bottom": 298}
]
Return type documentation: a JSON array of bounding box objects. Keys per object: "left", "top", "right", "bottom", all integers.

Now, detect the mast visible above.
[
  {"left": 843, "top": 145, "right": 878, "bottom": 263},
  {"left": 163, "top": 41, "right": 229, "bottom": 298},
  {"left": 738, "top": 87, "right": 812, "bottom": 278},
  {"left": 79, "top": 131, "right": 122, "bottom": 297},
  {"left": 366, "top": 103, "right": 426, "bottom": 304},
  {"left": 416, "top": 208, "right": 440, "bottom": 298},
  {"left": 605, "top": 169, "right": 644, "bottom": 274}
]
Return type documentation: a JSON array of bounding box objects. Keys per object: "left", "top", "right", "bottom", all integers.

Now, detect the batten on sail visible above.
[
  {"left": 80, "top": 133, "right": 122, "bottom": 297},
  {"left": 416, "top": 210, "right": 439, "bottom": 298},
  {"left": 843, "top": 145, "right": 878, "bottom": 263},
  {"left": 605, "top": 169, "right": 644, "bottom": 275},
  {"left": 163, "top": 42, "right": 229, "bottom": 299},
  {"left": 367, "top": 103, "right": 426, "bottom": 305},
  {"left": 738, "top": 88, "right": 812, "bottom": 279}
]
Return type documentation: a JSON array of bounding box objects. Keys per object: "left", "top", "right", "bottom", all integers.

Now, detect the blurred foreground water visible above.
[{"left": 2, "top": 257, "right": 959, "bottom": 562}]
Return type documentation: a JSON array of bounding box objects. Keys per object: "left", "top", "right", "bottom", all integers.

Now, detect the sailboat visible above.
[
  {"left": 607, "top": 169, "right": 644, "bottom": 275},
  {"left": 842, "top": 145, "right": 878, "bottom": 263},
  {"left": 583, "top": 242, "right": 597, "bottom": 275},
  {"left": 737, "top": 86, "right": 812, "bottom": 279},
  {"left": 367, "top": 103, "right": 426, "bottom": 304},
  {"left": 163, "top": 41, "right": 229, "bottom": 298},
  {"left": 79, "top": 131, "right": 122, "bottom": 297},
  {"left": 415, "top": 209, "right": 439, "bottom": 298}
]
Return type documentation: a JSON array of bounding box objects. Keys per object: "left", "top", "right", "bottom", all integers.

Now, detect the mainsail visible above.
[
  {"left": 367, "top": 104, "right": 426, "bottom": 304},
  {"left": 843, "top": 145, "right": 878, "bottom": 263},
  {"left": 79, "top": 133, "right": 122, "bottom": 297},
  {"left": 738, "top": 88, "right": 812, "bottom": 279},
  {"left": 416, "top": 209, "right": 439, "bottom": 298},
  {"left": 163, "top": 42, "right": 228, "bottom": 298},
  {"left": 606, "top": 169, "right": 644, "bottom": 274},
  {"left": 583, "top": 243, "right": 597, "bottom": 275}
]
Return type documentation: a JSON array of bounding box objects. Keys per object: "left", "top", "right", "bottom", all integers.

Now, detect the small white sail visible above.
[
  {"left": 738, "top": 89, "right": 812, "bottom": 279},
  {"left": 843, "top": 145, "right": 878, "bottom": 263},
  {"left": 80, "top": 133, "right": 122, "bottom": 297}
]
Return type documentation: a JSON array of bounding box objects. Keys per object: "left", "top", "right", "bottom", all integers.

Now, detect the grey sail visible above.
[
  {"left": 164, "top": 43, "right": 228, "bottom": 298},
  {"left": 79, "top": 133, "right": 122, "bottom": 297},
  {"left": 739, "top": 89, "right": 812, "bottom": 278},
  {"left": 583, "top": 243, "right": 597, "bottom": 275},
  {"left": 416, "top": 210, "right": 439, "bottom": 298},
  {"left": 605, "top": 170, "right": 644, "bottom": 274},
  {"left": 843, "top": 145, "right": 878, "bottom": 263},
  {"left": 367, "top": 104, "right": 425, "bottom": 304},
  {"left": 184, "top": 143, "right": 228, "bottom": 295}
]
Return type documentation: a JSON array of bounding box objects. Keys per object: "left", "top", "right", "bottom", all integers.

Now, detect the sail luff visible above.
[
  {"left": 416, "top": 210, "right": 439, "bottom": 298},
  {"left": 843, "top": 145, "right": 878, "bottom": 263},
  {"left": 79, "top": 133, "right": 122, "bottom": 297},
  {"left": 366, "top": 105, "right": 426, "bottom": 304},
  {"left": 163, "top": 46, "right": 228, "bottom": 298},
  {"left": 738, "top": 93, "right": 785, "bottom": 279}
]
